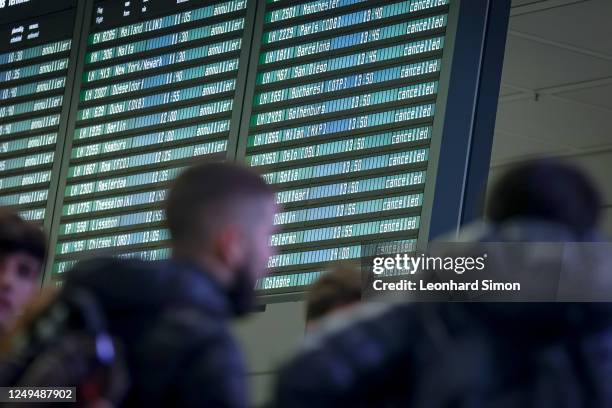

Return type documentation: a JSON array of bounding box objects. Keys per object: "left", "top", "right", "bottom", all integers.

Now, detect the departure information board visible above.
[
  {"left": 239, "top": 0, "right": 449, "bottom": 291},
  {"left": 51, "top": 0, "right": 251, "bottom": 274},
  {"left": 0, "top": 0, "right": 77, "bottom": 224},
  {"left": 1, "top": 0, "right": 509, "bottom": 297}
]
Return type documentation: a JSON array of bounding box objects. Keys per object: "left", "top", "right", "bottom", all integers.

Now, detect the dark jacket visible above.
[
  {"left": 63, "top": 257, "right": 247, "bottom": 408},
  {"left": 275, "top": 221, "right": 612, "bottom": 407}
]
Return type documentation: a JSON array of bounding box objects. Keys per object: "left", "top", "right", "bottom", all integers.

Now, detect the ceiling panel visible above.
[
  {"left": 501, "top": 34, "right": 612, "bottom": 90},
  {"left": 557, "top": 83, "right": 612, "bottom": 110},
  {"left": 499, "top": 85, "right": 525, "bottom": 97},
  {"left": 495, "top": 97, "right": 612, "bottom": 150},
  {"left": 490, "top": 129, "right": 572, "bottom": 164},
  {"left": 509, "top": 0, "right": 612, "bottom": 56},
  {"left": 512, "top": 0, "right": 541, "bottom": 6},
  {"left": 490, "top": 0, "right": 612, "bottom": 231}
]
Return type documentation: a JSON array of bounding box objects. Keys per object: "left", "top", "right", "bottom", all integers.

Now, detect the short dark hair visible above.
[
  {"left": 306, "top": 265, "right": 362, "bottom": 323},
  {"left": 0, "top": 209, "right": 46, "bottom": 261},
  {"left": 487, "top": 160, "right": 601, "bottom": 236},
  {"left": 166, "top": 162, "right": 274, "bottom": 245}
]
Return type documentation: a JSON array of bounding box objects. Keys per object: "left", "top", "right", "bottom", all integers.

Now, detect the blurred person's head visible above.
[
  {"left": 0, "top": 210, "right": 46, "bottom": 331},
  {"left": 305, "top": 265, "right": 362, "bottom": 331},
  {"left": 487, "top": 160, "right": 601, "bottom": 238},
  {"left": 166, "top": 162, "right": 277, "bottom": 315}
]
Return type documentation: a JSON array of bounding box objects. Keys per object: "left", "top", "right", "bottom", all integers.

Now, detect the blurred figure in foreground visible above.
[
  {"left": 0, "top": 210, "right": 46, "bottom": 334},
  {"left": 305, "top": 265, "right": 362, "bottom": 332},
  {"left": 275, "top": 160, "right": 612, "bottom": 408},
  {"left": 1, "top": 163, "right": 276, "bottom": 407}
]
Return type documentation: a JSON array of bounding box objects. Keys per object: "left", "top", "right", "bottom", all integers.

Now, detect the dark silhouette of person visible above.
[{"left": 274, "top": 160, "right": 612, "bottom": 408}]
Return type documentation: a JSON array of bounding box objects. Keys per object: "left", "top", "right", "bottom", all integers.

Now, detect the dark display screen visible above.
[
  {"left": 240, "top": 0, "right": 448, "bottom": 290},
  {"left": 52, "top": 0, "right": 249, "bottom": 273},
  {"left": 0, "top": 3, "right": 77, "bottom": 223}
]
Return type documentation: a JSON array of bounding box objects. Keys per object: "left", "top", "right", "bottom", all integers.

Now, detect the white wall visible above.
[{"left": 232, "top": 300, "right": 306, "bottom": 407}]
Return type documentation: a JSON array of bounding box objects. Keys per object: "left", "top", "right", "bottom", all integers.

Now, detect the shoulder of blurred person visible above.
[
  {"left": 62, "top": 257, "right": 247, "bottom": 407},
  {"left": 64, "top": 257, "right": 233, "bottom": 319},
  {"left": 276, "top": 299, "right": 488, "bottom": 407},
  {"left": 275, "top": 220, "right": 612, "bottom": 407}
]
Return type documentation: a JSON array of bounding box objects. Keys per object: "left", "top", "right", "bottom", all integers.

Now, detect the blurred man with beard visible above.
[
  {"left": 40, "top": 162, "right": 277, "bottom": 407},
  {"left": 163, "top": 162, "right": 277, "bottom": 319}
]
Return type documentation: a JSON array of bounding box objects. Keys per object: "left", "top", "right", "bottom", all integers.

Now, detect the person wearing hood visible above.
[{"left": 274, "top": 160, "right": 612, "bottom": 408}]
